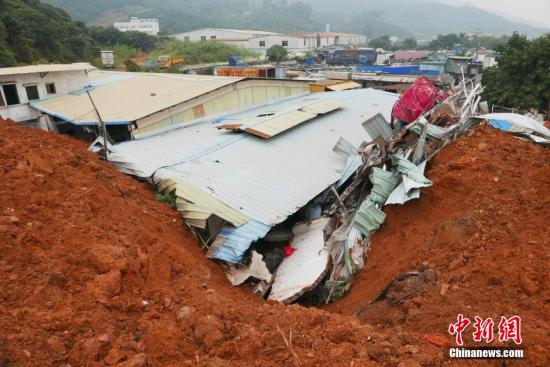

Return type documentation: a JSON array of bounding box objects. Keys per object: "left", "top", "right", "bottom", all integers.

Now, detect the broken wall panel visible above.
[{"left": 268, "top": 218, "right": 332, "bottom": 303}]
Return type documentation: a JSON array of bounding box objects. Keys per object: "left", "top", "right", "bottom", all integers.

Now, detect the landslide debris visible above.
[
  {"left": 0, "top": 121, "right": 437, "bottom": 366},
  {"left": 328, "top": 125, "right": 550, "bottom": 366}
]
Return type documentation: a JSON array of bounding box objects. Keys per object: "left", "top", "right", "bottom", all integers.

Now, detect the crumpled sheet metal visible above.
[
  {"left": 353, "top": 198, "right": 387, "bottom": 237},
  {"left": 154, "top": 174, "right": 250, "bottom": 228},
  {"left": 207, "top": 220, "right": 271, "bottom": 264},
  {"left": 369, "top": 167, "right": 399, "bottom": 205},
  {"left": 386, "top": 161, "right": 430, "bottom": 205},
  {"left": 410, "top": 122, "right": 458, "bottom": 140},
  {"left": 391, "top": 155, "right": 432, "bottom": 185},
  {"left": 519, "top": 134, "right": 550, "bottom": 146},
  {"left": 480, "top": 113, "right": 550, "bottom": 138}
]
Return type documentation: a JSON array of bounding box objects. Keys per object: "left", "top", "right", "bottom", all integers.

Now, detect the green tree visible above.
[
  {"left": 483, "top": 33, "right": 550, "bottom": 112},
  {"left": 400, "top": 37, "right": 418, "bottom": 50},
  {"left": 0, "top": 0, "right": 97, "bottom": 66},
  {"left": 429, "top": 33, "right": 462, "bottom": 50},
  {"left": 369, "top": 35, "right": 392, "bottom": 50},
  {"left": 266, "top": 45, "right": 287, "bottom": 63}
]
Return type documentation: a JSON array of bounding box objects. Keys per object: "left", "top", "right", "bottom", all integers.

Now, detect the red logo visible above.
[
  {"left": 498, "top": 316, "right": 522, "bottom": 345},
  {"left": 448, "top": 314, "right": 471, "bottom": 346},
  {"left": 449, "top": 315, "right": 522, "bottom": 345}
]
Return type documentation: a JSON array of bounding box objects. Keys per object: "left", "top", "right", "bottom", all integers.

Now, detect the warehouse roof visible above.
[
  {"left": 0, "top": 63, "right": 94, "bottom": 77},
  {"left": 30, "top": 72, "right": 244, "bottom": 125}
]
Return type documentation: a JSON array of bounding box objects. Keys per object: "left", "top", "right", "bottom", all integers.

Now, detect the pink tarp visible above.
[{"left": 391, "top": 76, "right": 447, "bottom": 126}]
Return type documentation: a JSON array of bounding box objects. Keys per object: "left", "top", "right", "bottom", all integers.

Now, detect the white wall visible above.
[
  {"left": 0, "top": 70, "right": 88, "bottom": 123},
  {"left": 114, "top": 18, "right": 160, "bottom": 36},
  {"left": 173, "top": 28, "right": 277, "bottom": 42},
  {"left": 246, "top": 35, "right": 310, "bottom": 57}
]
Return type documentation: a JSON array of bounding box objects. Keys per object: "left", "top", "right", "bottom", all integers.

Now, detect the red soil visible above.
[
  {"left": 327, "top": 125, "right": 550, "bottom": 365},
  {"left": 0, "top": 120, "right": 438, "bottom": 366},
  {"left": 1, "top": 119, "right": 547, "bottom": 366}
]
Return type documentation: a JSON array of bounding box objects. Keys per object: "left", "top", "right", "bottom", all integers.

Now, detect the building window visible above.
[
  {"left": 1, "top": 84, "right": 20, "bottom": 106},
  {"left": 282, "top": 40, "right": 288, "bottom": 47},
  {"left": 211, "top": 35, "right": 216, "bottom": 40},
  {"left": 200, "top": 36, "right": 207, "bottom": 41},
  {"left": 46, "top": 83, "right": 56, "bottom": 95},
  {"left": 259, "top": 41, "right": 266, "bottom": 47},
  {"left": 25, "top": 85, "right": 39, "bottom": 101},
  {"left": 184, "top": 36, "right": 190, "bottom": 41}
]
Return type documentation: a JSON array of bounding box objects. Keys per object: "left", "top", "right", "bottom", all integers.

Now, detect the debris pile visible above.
[
  {"left": 328, "top": 124, "right": 549, "bottom": 365},
  {"left": 102, "top": 77, "right": 490, "bottom": 304}
]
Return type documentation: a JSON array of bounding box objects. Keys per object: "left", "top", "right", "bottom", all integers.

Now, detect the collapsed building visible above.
[{"left": 88, "top": 74, "right": 550, "bottom": 305}]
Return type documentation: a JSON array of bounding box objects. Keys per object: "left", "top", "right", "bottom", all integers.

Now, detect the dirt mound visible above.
[
  {"left": 328, "top": 125, "right": 550, "bottom": 365},
  {"left": 0, "top": 120, "right": 441, "bottom": 366},
  {"left": 2, "top": 119, "right": 548, "bottom": 366}
]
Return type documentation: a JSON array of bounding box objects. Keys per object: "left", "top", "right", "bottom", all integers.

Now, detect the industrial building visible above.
[
  {"left": 172, "top": 28, "right": 367, "bottom": 57},
  {"left": 0, "top": 63, "right": 94, "bottom": 126},
  {"left": 113, "top": 17, "right": 160, "bottom": 36},
  {"left": 30, "top": 70, "right": 310, "bottom": 140},
  {"left": 173, "top": 28, "right": 278, "bottom": 45}
]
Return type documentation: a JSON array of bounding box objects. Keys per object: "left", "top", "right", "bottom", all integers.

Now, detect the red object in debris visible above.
[
  {"left": 391, "top": 76, "right": 447, "bottom": 127},
  {"left": 283, "top": 245, "right": 297, "bottom": 257}
]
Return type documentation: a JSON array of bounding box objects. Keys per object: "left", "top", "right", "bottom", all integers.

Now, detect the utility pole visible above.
[{"left": 86, "top": 90, "right": 109, "bottom": 161}]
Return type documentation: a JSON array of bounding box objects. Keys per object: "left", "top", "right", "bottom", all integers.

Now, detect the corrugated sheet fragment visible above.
[
  {"left": 386, "top": 161, "right": 430, "bottom": 205},
  {"left": 391, "top": 155, "right": 432, "bottom": 185},
  {"left": 353, "top": 198, "right": 386, "bottom": 237},
  {"left": 362, "top": 113, "right": 393, "bottom": 141},
  {"left": 369, "top": 168, "right": 399, "bottom": 205},
  {"left": 410, "top": 122, "right": 458, "bottom": 140},
  {"left": 207, "top": 220, "right": 271, "bottom": 263},
  {"left": 221, "top": 99, "right": 343, "bottom": 139},
  {"left": 333, "top": 137, "right": 359, "bottom": 159}
]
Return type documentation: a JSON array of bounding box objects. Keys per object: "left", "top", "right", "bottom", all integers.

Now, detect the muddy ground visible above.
[{"left": 0, "top": 120, "right": 548, "bottom": 366}]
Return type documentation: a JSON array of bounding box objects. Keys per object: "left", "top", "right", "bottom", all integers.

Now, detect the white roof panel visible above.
[{"left": 0, "top": 63, "right": 94, "bottom": 77}]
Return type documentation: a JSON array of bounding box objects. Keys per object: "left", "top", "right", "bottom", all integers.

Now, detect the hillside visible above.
[
  {"left": 0, "top": 0, "right": 97, "bottom": 66},
  {"left": 43, "top": 0, "right": 548, "bottom": 38},
  {"left": 43, "top": 0, "right": 321, "bottom": 34},
  {"left": 308, "top": 0, "right": 548, "bottom": 38}
]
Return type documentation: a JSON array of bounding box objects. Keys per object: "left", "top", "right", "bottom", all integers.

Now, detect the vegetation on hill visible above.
[
  {"left": 429, "top": 33, "right": 509, "bottom": 51},
  {"left": 43, "top": 0, "right": 320, "bottom": 34},
  {"left": 483, "top": 33, "right": 550, "bottom": 112},
  {"left": 0, "top": 1, "right": 257, "bottom": 68},
  {"left": 0, "top": 0, "right": 97, "bottom": 66},
  {"left": 152, "top": 40, "right": 255, "bottom": 65}
]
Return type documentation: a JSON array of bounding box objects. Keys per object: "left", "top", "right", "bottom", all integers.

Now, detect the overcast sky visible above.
[{"left": 435, "top": 0, "right": 550, "bottom": 28}]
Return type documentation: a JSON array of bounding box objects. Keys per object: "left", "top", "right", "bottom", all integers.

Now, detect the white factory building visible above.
[
  {"left": 173, "top": 28, "right": 278, "bottom": 44},
  {"left": 0, "top": 63, "right": 94, "bottom": 125},
  {"left": 172, "top": 28, "right": 367, "bottom": 57},
  {"left": 114, "top": 17, "right": 160, "bottom": 36}
]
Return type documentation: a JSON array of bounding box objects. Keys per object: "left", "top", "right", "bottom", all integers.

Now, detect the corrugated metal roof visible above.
[
  {"left": 207, "top": 220, "right": 271, "bottom": 263},
  {"left": 30, "top": 72, "right": 244, "bottom": 125},
  {"left": 108, "top": 88, "right": 399, "bottom": 227},
  {"left": 0, "top": 63, "right": 94, "bottom": 77}
]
